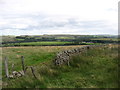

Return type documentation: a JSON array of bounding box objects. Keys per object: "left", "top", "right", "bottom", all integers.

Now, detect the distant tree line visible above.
[{"left": 2, "top": 35, "right": 118, "bottom": 45}]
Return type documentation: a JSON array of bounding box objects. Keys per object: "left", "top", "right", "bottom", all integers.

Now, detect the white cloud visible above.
[{"left": 0, "top": 0, "right": 118, "bottom": 35}]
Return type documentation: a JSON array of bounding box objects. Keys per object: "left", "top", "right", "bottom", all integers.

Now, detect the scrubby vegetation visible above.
[{"left": 2, "top": 44, "right": 118, "bottom": 88}]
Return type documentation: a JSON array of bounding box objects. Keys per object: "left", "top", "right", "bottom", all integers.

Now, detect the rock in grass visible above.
[
  {"left": 12, "top": 71, "right": 18, "bottom": 76},
  {"left": 8, "top": 75, "right": 14, "bottom": 79},
  {"left": 12, "top": 71, "right": 24, "bottom": 78}
]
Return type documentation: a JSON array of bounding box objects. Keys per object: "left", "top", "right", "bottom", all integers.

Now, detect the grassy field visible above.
[
  {"left": 2, "top": 41, "right": 100, "bottom": 47},
  {"left": 2, "top": 45, "right": 85, "bottom": 73},
  {"left": 91, "top": 38, "right": 119, "bottom": 41},
  {"left": 2, "top": 44, "right": 118, "bottom": 88},
  {"left": 2, "top": 41, "right": 74, "bottom": 47}
]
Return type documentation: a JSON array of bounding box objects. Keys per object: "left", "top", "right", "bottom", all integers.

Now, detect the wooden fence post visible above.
[
  {"left": 24, "top": 66, "right": 37, "bottom": 79},
  {"left": 11, "top": 63, "right": 14, "bottom": 73},
  {"left": 21, "top": 56, "right": 25, "bottom": 74},
  {"left": 30, "top": 66, "right": 37, "bottom": 79},
  {"left": 4, "top": 57, "right": 9, "bottom": 78}
]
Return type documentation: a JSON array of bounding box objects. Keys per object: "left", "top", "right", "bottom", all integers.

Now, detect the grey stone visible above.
[
  {"left": 8, "top": 75, "right": 14, "bottom": 79},
  {"left": 12, "top": 71, "right": 18, "bottom": 76}
]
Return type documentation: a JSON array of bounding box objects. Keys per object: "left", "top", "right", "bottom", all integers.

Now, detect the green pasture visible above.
[
  {"left": 3, "top": 41, "right": 73, "bottom": 46},
  {"left": 2, "top": 44, "right": 118, "bottom": 88}
]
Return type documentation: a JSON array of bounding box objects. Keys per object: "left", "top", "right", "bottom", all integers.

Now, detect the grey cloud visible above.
[
  {"left": 0, "top": 13, "right": 117, "bottom": 35},
  {"left": 1, "top": 12, "right": 107, "bottom": 29}
]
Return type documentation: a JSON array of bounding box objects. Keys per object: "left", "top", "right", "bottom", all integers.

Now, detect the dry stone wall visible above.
[{"left": 54, "top": 45, "right": 107, "bottom": 66}]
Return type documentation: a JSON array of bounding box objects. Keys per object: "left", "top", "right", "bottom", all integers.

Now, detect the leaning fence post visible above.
[
  {"left": 4, "top": 57, "right": 9, "bottom": 78},
  {"left": 30, "top": 66, "right": 37, "bottom": 79},
  {"left": 21, "top": 56, "right": 25, "bottom": 74}
]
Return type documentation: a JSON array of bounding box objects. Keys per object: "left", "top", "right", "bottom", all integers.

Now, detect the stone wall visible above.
[{"left": 54, "top": 45, "right": 107, "bottom": 66}]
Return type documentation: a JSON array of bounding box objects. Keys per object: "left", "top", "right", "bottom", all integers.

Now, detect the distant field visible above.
[
  {"left": 3, "top": 41, "right": 73, "bottom": 46},
  {"left": 2, "top": 41, "right": 99, "bottom": 47},
  {"left": 55, "top": 36, "right": 75, "bottom": 39},
  {"left": 2, "top": 35, "right": 118, "bottom": 44},
  {"left": 91, "top": 38, "right": 119, "bottom": 41}
]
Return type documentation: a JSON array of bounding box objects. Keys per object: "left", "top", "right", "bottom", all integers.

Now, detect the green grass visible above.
[
  {"left": 3, "top": 41, "right": 73, "bottom": 46},
  {"left": 2, "top": 41, "right": 99, "bottom": 47},
  {"left": 2, "top": 45, "right": 85, "bottom": 75},
  {"left": 68, "top": 45, "right": 118, "bottom": 88},
  {"left": 91, "top": 38, "right": 119, "bottom": 41},
  {"left": 18, "top": 41, "right": 72, "bottom": 45},
  {"left": 2, "top": 44, "right": 118, "bottom": 88}
]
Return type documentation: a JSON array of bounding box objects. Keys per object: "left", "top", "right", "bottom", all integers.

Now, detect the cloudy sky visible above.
[{"left": 0, "top": 0, "right": 118, "bottom": 35}]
